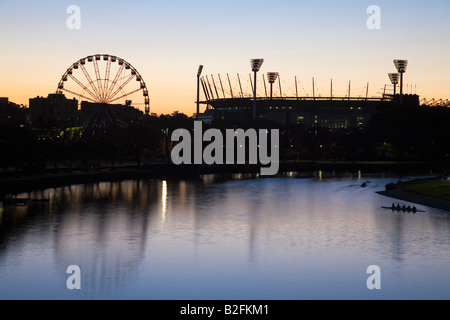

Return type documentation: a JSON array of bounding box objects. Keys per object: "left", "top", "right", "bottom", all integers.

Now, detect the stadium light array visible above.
[{"left": 251, "top": 59, "right": 264, "bottom": 120}]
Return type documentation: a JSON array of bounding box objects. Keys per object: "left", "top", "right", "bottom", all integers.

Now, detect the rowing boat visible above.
[{"left": 381, "top": 206, "right": 425, "bottom": 213}]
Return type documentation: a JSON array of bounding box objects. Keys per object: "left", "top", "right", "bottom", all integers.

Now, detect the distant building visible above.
[
  {"left": 194, "top": 112, "right": 213, "bottom": 124},
  {"left": 198, "top": 94, "right": 420, "bottom": 128},
  {"left": 0, "top": 97, "right": 10, "bottom": 125},
  {"left": 0, "top": 97, "right": 28, "bottom": 126},
  {"left": 29, "top": 93, "right": 78, "bottom": 128},
  {"left": 0, "top": 97, "right": 8, "bottom": 107},
  {"left": 79, "top": 101, "right": 145, "bottom": 127}
]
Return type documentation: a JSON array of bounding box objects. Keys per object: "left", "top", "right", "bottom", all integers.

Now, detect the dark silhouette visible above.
[
  {"left": 1, "top": 95, "right": 449, "bottom": 178},
  {"left": 383, "top": 203, "right": 421, "bottom": 213}
]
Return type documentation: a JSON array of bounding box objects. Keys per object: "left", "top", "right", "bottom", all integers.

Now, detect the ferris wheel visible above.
[{"left": 56, "top": 54, "right": 150, "bottom": 114}]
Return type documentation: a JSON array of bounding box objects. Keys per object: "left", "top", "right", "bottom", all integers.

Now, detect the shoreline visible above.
[{"left": 0, "top": 161, "right": 440, "bottom": 198}]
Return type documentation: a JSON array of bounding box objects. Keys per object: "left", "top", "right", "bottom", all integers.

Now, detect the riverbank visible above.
[
  {"left": 0, "top": 165, "right": 174, "bottom": 197},
  {"left": 0, "top": 161, "right": 439, "bottom": 197},
  {"left": 377, "top": 178, "right": 450, "bottom": 212}
]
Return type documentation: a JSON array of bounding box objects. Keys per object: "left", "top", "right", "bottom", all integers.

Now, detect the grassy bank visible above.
[{"left": 386, "top": 178, "right": 450, "bottom": 202}]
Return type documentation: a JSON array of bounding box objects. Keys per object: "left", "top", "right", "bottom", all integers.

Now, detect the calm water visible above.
[{"left": 0, "top": 172, "right": 449, "bottom": 300}]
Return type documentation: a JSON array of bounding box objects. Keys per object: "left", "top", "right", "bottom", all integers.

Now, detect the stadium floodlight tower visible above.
[
  {"left": 196, "top": 65, "right": 203, "bottom": 117},
  {"left": 251, "top": 58, "right": 264, "bottom": 120},
  {"left": 394, "top": 59, "right": 408, "bottom": 105},
  {"left": 267, "top": 72, "right": 279, "bottom": 100},
  {"left": 388, "top": 73, "right": 400, "bottom": 96}
]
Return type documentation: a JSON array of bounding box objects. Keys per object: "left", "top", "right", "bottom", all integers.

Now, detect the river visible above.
[{"left": 0, "top": 171, "right": 449, "bottom": 300}]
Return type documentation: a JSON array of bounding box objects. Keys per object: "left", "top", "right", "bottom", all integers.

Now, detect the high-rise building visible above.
[{"left": 29, "top": 93, "right": 78, "bottom": 128}]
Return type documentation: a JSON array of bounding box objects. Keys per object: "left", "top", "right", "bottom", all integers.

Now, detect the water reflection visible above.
[
  {"left": 0, "top": 173, "right": 449, "bottom": 299},
  {"left": 0, "top": 180, "right": 162, "bottom": 298},
  {"left": 161, "top": 180, "right": 167, "bottom": 226}
]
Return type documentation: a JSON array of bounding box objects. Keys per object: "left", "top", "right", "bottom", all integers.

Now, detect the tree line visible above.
[{"left": 1, "top": 103, "right": 449, "bottom": 176}]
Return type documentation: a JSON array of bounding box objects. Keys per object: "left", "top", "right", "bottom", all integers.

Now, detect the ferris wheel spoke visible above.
[
  {"left": 69, "top": 74, "right": 99, "bottom": 101},
  {"left": 107, "top": 74, "right": 136, "bottom": 102},
  {"left": 108, "top": 88, "right": 143, "bottom": 104},
  {"left": 92, "top": 59, "right": 104, "bottom": 100},
  {"left": 79, "top": 64, "right": 103, "bottom": 101},
  {"left": 61, "top": 88, "right": 97, "bottom": 103},
  {"left": 105, "top": 63, "right": 125, "bottom": 101},
  {"left": 104, "top": 58, "right": 112, "bottom": 101},
  {"left": 58, "top": 54, "right": 150, "bottom": 115}
]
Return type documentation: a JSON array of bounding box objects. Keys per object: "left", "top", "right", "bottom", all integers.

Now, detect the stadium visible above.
[{"left": 194, "top": 61, "right": 421, "bottom": 128}]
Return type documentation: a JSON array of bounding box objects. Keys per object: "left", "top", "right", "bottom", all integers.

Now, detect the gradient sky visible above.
[{"left": 1, "top": 0, "right": 449, "bottom": 115}]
